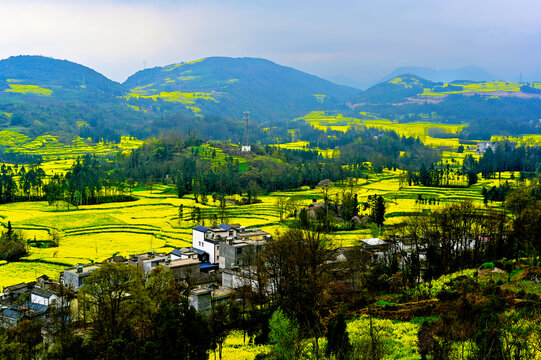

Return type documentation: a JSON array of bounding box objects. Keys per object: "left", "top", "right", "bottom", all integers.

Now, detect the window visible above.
[
  {"left": 236, "top": 259, "right": 241, "bottom": 265},
  {"left": 236, "top": 247, "right": 243, "bottom": 255}
]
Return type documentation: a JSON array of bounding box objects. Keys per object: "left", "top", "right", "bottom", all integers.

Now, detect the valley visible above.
[{"left": 0, "top": 54, "right": 540, "bottom": 360}]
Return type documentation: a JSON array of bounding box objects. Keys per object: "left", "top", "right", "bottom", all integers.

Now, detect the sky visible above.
[{"left": 1, "top": 0, "right": 541, "bottom": 87}]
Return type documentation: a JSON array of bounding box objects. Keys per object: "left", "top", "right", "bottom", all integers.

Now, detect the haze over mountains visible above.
[
  {"left": 1, "top": 55, "right": 541, "bottom": 141},
  {"left": 380, "top": 65, "right": 502, "bottom": 84}
]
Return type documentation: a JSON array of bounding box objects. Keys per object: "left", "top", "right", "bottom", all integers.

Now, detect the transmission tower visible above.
[{"left": 243, "top": 110, "right": 250, "bottom": 143}]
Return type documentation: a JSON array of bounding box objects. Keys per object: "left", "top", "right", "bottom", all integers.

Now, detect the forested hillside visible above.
[{"left": 1, "top": 55, "right": 541, "bottom": 143}]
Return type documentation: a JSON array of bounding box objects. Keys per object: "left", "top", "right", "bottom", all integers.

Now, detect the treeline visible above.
[
  {"left": 355, "top": 95, "right": 541, "bottom": 138},
  {"left": 44, "top": 155, "right": 134, "bottom": 206},
  {"left": 0, "top": 265, "right": 218, "bottom": 359},
  {"left": 0, "top": 154, "right": 135, "bottom": 206},
  {"left": 465, "top": 143, "right": 541, "bottom": 179},
  {"left": 337, "top": 129, "right": 440, "bottom": 172},
  {"left": 391, "top": 183, "right": 541, "bottom": 286},
  {"left": 403, "top": 163, "right": 472, "bottom": 187},
  {"left": 0, "top": 164, "right": 47, "bottom": 203},
  {"left": 108, "top": 128, "right": 440, "bottom": 199}
]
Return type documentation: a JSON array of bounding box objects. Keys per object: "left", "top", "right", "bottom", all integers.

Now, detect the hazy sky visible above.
[{"left": 1, "top": 0, "right": 541, "bottom": 86}]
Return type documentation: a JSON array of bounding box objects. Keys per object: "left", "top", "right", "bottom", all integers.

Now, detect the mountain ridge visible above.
[{"left": 380, "top": 65, "right": 502, "bottom": 84}]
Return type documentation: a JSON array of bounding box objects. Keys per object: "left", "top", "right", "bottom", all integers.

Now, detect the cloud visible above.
[{"left": 0, "top": 0, "right": 540, "bottom": 83}]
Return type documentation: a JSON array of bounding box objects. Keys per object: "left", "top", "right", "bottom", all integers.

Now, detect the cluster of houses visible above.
[
  {"left": 1, "top": 221, "right": 398, "bottom": 329},
  {"left": 0, "top": 223, "right": 278, "bottom": 327}
]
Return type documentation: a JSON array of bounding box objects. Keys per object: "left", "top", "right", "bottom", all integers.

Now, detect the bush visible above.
[
  {"left": 436, "top": 289, "right": 459, "bottom": 302},
  {"left": 481, "top": 262, "right": 495, "bottom": 270}
]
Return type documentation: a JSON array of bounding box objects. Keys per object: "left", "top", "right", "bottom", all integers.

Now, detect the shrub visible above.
[{"left": 481, "top": 262, "right": 495, "bottom": 270}]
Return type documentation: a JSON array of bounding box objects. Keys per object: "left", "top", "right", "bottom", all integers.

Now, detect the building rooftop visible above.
[
  {"left": 63, "top": 264, "right": 101, "bottom": 274},
  {"left": 194, "top": 225, "right": 209, "bottom": 232},
  {"left": 167, "top": 258, "right": 201, "bottom": 268},
  {"left": 3, "top": 283, "right": 27, "bottom": 292},
  {"left": 31, "top": 287, "right": 55, "bottom": 298},
  {"left": 361, "top": 238, "right": 387, "bottom": 247},
  {"left": 170, "top": 249, "right": 183, "bottom": 257},
  {"left": 129, "top": 252, "right": 168, "bottom": 262},
  {"left": 0, "top": 302, "right": 48, "bottom": 321},
  {"left": 218, "top": 224, "right": 233, "bottom": 231}
]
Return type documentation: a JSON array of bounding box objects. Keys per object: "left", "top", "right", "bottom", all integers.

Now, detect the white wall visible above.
[
  {"left": 31, "top": 293, "right": 58, "bottom": 306},
  {"left": 193, "top": 229, "right": 219, "bottom": 264}
]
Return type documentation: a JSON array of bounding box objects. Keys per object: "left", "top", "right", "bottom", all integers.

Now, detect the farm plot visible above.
[
  {"left": 297, "top": 111, "right": 466, "bottom": 146},
  {"left": 0, "top": 166, "right": 509, "bottom": 287},
  {"left": 0, "top": 130, "right": 143, "bottom": 161}
]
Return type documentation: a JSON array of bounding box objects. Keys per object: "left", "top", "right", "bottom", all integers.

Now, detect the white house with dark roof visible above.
[
  {"left": 31, "top": 287, "right": 59, "bottom": 307},
  {"left": 192, "top": 225, "right": 222, "bottom": 264},
  {"left": 193, "top": 224, "right": 271, "bottom": 265}
]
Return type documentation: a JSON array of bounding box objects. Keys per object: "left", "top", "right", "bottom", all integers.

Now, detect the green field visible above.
[
  {"left": 420, "top": 80, "right": 541, "bottom": 96},
  {"left": 0, "top": 130, "right": 143, "bottom": 161},
  {"left": 297, "top": 111, "right": 466, "bottom": 149},
  {"left": 0, "top": 124, "right": 537, "bottom": 288},
  {"left": 0, "top": 163, "right": 516, "bottom": 288}
]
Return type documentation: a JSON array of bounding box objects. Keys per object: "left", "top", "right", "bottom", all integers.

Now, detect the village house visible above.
[
  {"left": 102, "top": 255, "right": 127, "bottom": 264},
  {"left": 219, "top": 235, "right": 269, "bottom": 270},
  {"left": 0, "top": 302, "right": 49, "bottom": 328},
  {"left": 128, "top": 251, "right": 169, "bottom": 274},
  {"left": 1, "top": 282, "right": 35, "bottom": 304},
  {"left": 165, "top": 258, "right": 201, "bottom": 283},
  {"left": 62, "top": 263, "right": 101, "bottom": 290},
  {"left": 169, "top": 247, "right": 208, "bottom": 263},
  {"left": 30, "top": 287, "right": 59, "bottom": 307},
  {"left": 192, "top": 224, "right": 237, "bottom": 264},
  {"left": 476, "top": 141, "right": 497, "bottom": 154},
  {"left": 36, "top": 274, "right": 54, "bottom": 288}
]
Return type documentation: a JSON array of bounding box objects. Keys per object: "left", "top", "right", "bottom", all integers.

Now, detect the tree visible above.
[
  {"left": 178, "top": 204, "right": 184, "bottom": 225},
  {"left": 367, "top": 195, "right": 386, "bottom": 228},
  {"left": 268, "top": 308, "right": 302, "bottom": 360},
  {"left": 275, "top": 197, "right": 288, "bottom": 222},
  {"left": 340, "top": 190, "right": 359, "bottom": 229},
  {"left": 286, "top": 196, "right": 303, "bottom": 219},
  {"left": 143, "top": 297, "right": 213, "bottom": 360},
  {"left": 45, "top": 283, "right": 90, "bottom": 360},
  {"left": 209, "top": 301, "right": 241, "bottom": 360},
  {"left": 79, "top": 263, "right": 150, "bottom": 357},
  {"left": 263, "top": 228, "right": 333, "bottom": 333},
  {"left": 145, "top": 266, "right": 174, "bottom": 307},
  {"left": 0, "top": 221, "right": 27, "bottom": 261},
  {"left": 325, "top": 312, "right": 351, "bottom": 360}
]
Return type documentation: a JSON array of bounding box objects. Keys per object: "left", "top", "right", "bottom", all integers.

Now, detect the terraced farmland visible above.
[
  {"left": 0, "top": 130, "right": 143, "bottom": 161},
  {"left": 297, "top": 111, "right": 466, "bottom": 149},
  {"left": 0, "top": 152, "right": 520, "bottom": 288}
]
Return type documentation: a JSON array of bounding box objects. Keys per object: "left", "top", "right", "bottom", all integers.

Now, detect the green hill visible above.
[
  {"left": 0, "top": 55, "right": 123, "bottom": 100},
  {"left": 123, "top": 57, "right": 359, "bottom": 121},
  {"left": 0, "top": 56, "right": 147, "bottom": 140},
  {"left": 1, "top": 55, "right": 541, "bottom": 142},
  {"left": 351, "top": 75, "right": 436, "bottom": 104},
  {"left": 348, "top": 75, "right": 541, "bottom": 137}
]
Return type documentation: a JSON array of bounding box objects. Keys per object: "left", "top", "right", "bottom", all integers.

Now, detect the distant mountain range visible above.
[
  {"left": 380, "top": 65, "right": 502, "bottom": 84},
  {"left": 0, "top": 55, "right": 541, "bottom": 141}
]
